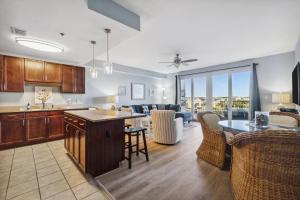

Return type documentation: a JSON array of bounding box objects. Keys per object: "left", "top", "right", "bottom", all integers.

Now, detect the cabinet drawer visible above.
[
  {"left": 64, "top": 114, "right": 86, "bottom": 130},
  {"left": 0, "top": 113, "right": 25, "bottom": 120},
  {"left": 48, "top": 111, "right": 64, "bottom": 116},
  {"left": 26, "top": 111, "right": 47, "bottom": 118}
]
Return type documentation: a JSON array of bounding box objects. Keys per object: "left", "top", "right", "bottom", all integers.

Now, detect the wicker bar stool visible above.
[{"left": 124, "top": 127, "right": 149, "bottom": 169}]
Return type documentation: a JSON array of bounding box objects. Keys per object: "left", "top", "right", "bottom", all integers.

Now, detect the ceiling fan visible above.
[{"left": 159, "top": 54, "right": 198, "bottom": 68}]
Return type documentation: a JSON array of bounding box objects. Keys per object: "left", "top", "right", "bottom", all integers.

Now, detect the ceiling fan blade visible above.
[
  {"left": 159, "top": 61, "right": 174, "bottom": 63},
  {"left": 181, "top": 59, "right": 198, "bottom": 63},
  {"left": 181, "top": 62, "right": 189, "bottom": 66}
]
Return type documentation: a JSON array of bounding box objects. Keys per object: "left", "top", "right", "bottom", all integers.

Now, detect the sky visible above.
[{"left": 182, "top": 71, "right": 251, "bottom": 97}]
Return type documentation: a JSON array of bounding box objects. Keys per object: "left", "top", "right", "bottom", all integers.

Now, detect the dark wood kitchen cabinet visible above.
[
  {"left": 1, "top": 56, "right": 24, "bottom": 92},
  {"left": 26, "top": 112, "right": 47, "bottom": 141},
  {"left": 25, "top": 59, "right": 62, "bottom": 84},
  {"left": 0, "top": 55, "right": 3, "bottom": 91},
  {"left": 62, "top": 65, "right": 85, "bottom": 93},
  {"left": 0, "top": 113, "right": 26, "bottom": 145},
  {"left": 48, "top": 111, "right": 64, "bottom": 139},
  {"left": 25, "top": 59, "right": 44, "bottom": 82},
  {"left": 44, "top": 62, "right": 62, "bottom": 83}
]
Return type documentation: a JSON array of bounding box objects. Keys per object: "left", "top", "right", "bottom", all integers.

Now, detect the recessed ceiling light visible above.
[{"left": 15, "top": 37, "right": 64, "bottom": 53}]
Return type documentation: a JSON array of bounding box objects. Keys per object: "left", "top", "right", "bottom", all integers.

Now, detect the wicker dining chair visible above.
[
  {"left": 197, "top": 112, "right": 233, "bottom": 169},
  {"left": 269, "top": 111, "right": 300, "bottom": 127},
  {"left": 229, "top": 130, "right": 300, "bottom": 200}
]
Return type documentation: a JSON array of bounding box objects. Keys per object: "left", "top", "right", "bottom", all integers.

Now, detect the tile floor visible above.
[{"left": 0, "top": 140, "right": 110, "bottom": 200}]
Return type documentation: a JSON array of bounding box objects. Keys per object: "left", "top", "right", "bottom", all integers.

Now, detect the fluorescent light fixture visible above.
[{"left": 15, "top": 37, "right": 64, "bottom": 53}]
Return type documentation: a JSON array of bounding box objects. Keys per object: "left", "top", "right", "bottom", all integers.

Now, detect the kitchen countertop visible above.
[
  {"left": 0, "top": 105, "right": 91, "bottom": 114},
  {"left": 65, "top": 110, "right": 146, "bottom": 122}
]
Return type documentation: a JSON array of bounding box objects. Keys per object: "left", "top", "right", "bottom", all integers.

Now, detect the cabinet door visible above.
[
  {"left": 0, "top": 114, "right": 25, "bottom": 144},
  {"left": 48, "top": 114, "right": 64, "bottom": 138},
  {"left": 74, "top": 129, "right": 80, "bottom": 161},
  {"left": 0, "top": 55, "right": 3, "bottom": 91},
  {"left": 64, "top": 122, "right": 70, "bottom": 150},
  {"left": 3, "top": 56, "right": 24, "bottom": 92},
  {"left": 26, "top": 112, "right": 47, "bottom": 141},
  {"left": 75, "top": 67, "right": 85, "bottom": 93},
  {"left": 45, "top": 62, "right": 61, "bottom": 83},
  {"left": 25, "top": 59, "right": 44, "bottom": 82},
  {"left": 62, "top": 65, "right": 74, "bottom": 93},
  {"left": 69, "top": 125, "right": 75, "bottom": 156},
  {"left": 79, "top": 130, "right": 86, "bottom": 171}
]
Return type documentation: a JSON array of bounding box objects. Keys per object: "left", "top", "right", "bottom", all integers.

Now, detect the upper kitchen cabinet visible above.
[
  {"left": 44, "top": 62, "right": 62, "bottom": 83},
  {"left": 62, "top": 65, "right": 85, "bottom": 93},
  {"left": 0, "top": 56, "right": 24, "bottom": 92},
  {"left": 25, "top": 59, "right": 62, "bottom": 84},
  {"left": 25, "top": 59, "right": 44, "bottom": 82}
]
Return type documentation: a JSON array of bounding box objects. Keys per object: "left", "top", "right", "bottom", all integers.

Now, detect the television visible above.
[{"left": 292, "top": 62, "right": 300, "bottom": 105}]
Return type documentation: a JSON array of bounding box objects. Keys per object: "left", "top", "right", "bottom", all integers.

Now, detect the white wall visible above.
[
  {"left": 255, "top": 52, "right": 295, "bottom": 111},
  {"left": 0, "top": 66, "right": 168, "bottom": 107},
  {"left": 295, "top": 35, "right": 300, "bottom": 65}
]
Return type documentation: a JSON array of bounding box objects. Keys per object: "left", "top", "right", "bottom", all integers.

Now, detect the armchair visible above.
[{"left": 151, "top": 110, "right": 183, "bottom": 144}]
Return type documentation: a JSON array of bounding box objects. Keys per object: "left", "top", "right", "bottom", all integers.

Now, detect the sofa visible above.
[{"left": 125, "top": 104, "right": 193, "bottom": 123}]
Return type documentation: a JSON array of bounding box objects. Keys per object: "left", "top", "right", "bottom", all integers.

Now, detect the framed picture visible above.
[
  {"left": 35, "top": 86, "right": 53, "bottom": 104},
  {"left": 131, "top": 83, "right": 145, "bottom": 100},
  {"left": 118, "top": 86, "right": 126, "bottom": 96},
  {"left": 149, "top": 87, "right": 155, "bottom": 97}
]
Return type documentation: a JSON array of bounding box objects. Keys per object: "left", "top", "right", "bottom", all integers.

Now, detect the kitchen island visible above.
[{"left": 64, "top": 110, "right": 145, "bottom": 177}]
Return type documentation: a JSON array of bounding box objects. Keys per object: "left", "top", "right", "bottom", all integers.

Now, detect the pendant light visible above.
[
  {"left": 90, "top": 40, "right": 98, "bottom": 79},
  {"left": 103, "top": 28, "right": 113, "bottom": 74}
]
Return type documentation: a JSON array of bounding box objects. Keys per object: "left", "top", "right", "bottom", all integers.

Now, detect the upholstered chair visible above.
[
  {"left": 121, "top": 107, "right": 141, "bottom": 128},
  {"left": 269, "top": 111, "right": 300, "bottom": 127},
  {"left": 151, "top": 110, "right": 183, "bottom": 144},
  {"left": 229, "top": 130, "right": 300, "bottom": 200},
  {"left": 197, "top": 112, "right": 234, "bottom": 169}
]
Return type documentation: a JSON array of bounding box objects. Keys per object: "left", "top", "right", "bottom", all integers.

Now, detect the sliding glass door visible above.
[
  {"left": 193, "top": 76, "right": 207, "bottom": 118},
  {"left": 232, "top": 71, "right": 251, "bottom": 119},
  {"left": 212, "top": 73, "right": 229, "bottom": 119},
  {"left": 179, "top": 67, "right": 251, "bottom": 120}
]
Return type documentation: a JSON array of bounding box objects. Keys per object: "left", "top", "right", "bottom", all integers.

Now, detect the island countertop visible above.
[{"left": 64, "top": 109, "right": 146, "bottom": 122}]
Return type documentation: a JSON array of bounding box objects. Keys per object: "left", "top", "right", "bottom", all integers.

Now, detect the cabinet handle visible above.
[
  {"left": 45, "top": 118, "right": 47, "bottom": 124},
  {"left": 22, "top": 119, "right": 25, "bottom": 127},
  {"left": 48, "top": 118, "right": 50, "bottom": 124},
  {"left": 64, "top": 117, "right": 68, "bottom": 119},
  {"left": 73, "top": 120, "right": 78, "bottom": 123},
  {"left": 79, "top": 123, "right": 85, "bottom": 126},
  {"left": 7, "top": 115, "right": 17, "bottom": 118}
]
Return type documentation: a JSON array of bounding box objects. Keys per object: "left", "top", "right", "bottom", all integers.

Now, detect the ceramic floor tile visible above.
[
  {"left": 65, "top": 172, "right": 90, "bottom": 188},
  {"left": 10, "top": 167, "right": 35, "bottom": 178},
  {"left": 35, "top": 159, "right": 57, "bottom": 170},
  {"left": 38, "top": 171, "right": 65, "bottom": 187},
  {"left": 9, "top": 171, "right": 37, "bottom": 187},
  {"left": 9, "top": 189, "right": 40, "bottom": 200},
  {"left": 11, "top": 161, "right": 34, "bottom": 171},
  {"left": 0, "top": 188, "right": 6, "bottom": 200},
  {"left": 34, "top": 155, "right": 54, "bottom": 164},
  {"left": 37, "top": 164, "right": 60, "bottom": 177},
  {"left": 81, "top": 191, "right": 107, "bottom": 200},
  {"left": 44, "top": 189, "right": 76, "bottom": 200},
  {"left": 0, "top": 174, "right": 9, "bottom": 190},
  {"left": 61, "top": 166, "right": 82, "bottom": 177},
  {"left": 58, "top": 160, "right": 75, "bottom": 170},
  {"left": 72, "top": 181, "right": 99, "bottom": 200},
  {"left": 6, "top": 179, "right": 38, "bottom": 199},
  {"left": 40, "top": 179, "right": 69, "bottom": 199}
]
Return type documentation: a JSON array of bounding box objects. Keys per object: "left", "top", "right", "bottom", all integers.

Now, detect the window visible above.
[
  {"left": 180, "top": 78, "right": 192, "bottom": 112},
  {"left": 212, "top": 73, "right": 229, "bottom": 119},
  {"left": 193, "top": 76, "right": 206, "bottom": 117}
]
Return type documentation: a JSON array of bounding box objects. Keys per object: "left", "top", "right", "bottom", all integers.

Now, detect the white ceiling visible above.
[
  {"left": 0, "top": 0, "right": 138, "bottom": 65},
  {"left": 0, "top": 0, "right": 300, "bottom": 74},
  {"left": 107, "top": 0, "right": 300, "bottom": 73}
]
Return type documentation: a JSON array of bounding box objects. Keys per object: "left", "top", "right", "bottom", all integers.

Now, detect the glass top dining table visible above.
[{"left": 218, "top": 120, "right": 300, "bottom": 134}]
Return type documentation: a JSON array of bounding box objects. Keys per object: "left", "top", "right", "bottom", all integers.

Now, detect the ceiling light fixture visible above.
[
  {"left": 103, "top": 28, "right": 113, "bottom": 75},
  {"left": 15, "top": 37, "right": 64, "bottom": 53},
  {"left": 90, "top": 40, "right": 98, "bottom": 79}
]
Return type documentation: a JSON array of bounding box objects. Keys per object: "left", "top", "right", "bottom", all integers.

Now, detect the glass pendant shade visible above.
[
  {"left": 91, "top": 68, "right": 98, "bottom": 79},
  {"left": 103, "top": 61, "right": 113, "bottom": 74}
]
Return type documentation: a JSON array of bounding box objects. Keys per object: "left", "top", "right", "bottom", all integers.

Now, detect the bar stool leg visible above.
[
  {"left": 128, "top": 133, "right": 132, "bottom": 169},
  {"left": 142, "top": 130, "right": 149, "bottom": 161},
  {"left": 136, "top": 131, "right": 139, "bottom": 156}
]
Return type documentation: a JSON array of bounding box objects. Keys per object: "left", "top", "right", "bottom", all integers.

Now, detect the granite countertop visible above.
[
  {"left": 65, "top": 110, "right": 146, "bottom": 122},
  {"left": 0, "top": 105, "right": 91, "bottom": 114}
]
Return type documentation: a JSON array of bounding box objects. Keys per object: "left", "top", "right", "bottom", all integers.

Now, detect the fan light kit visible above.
[
  {"left": 15, "top": 37, "right": 64, "bottom": 53},
  {"left": 159, "top": 54, "right": 198, "bottom": 68}
]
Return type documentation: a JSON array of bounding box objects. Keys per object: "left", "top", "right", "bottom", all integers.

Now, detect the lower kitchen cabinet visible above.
[
  {"left": 0, "top": 113, "right": 25, "bottom": 145},
  {"left": 26, "top": 112, "right": 47, "bottom": 141},
  {"left": 48, "top": 111, "right": 64, "bottom": 139},
  {"left": 64, "top": 115, "right": 86, "bottom": 172}
]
